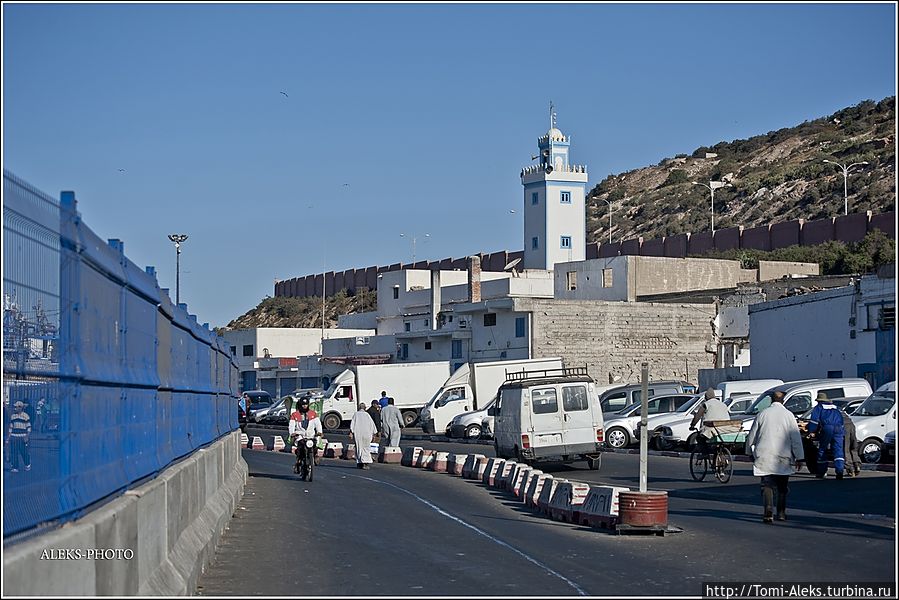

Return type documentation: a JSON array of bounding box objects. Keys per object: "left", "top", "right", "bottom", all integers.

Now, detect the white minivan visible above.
[
  {"left": 851, "top": 381, "right": 896, "bottom": 463},
  {"left": 492, "top": 367, "right": 604, "bottom": 470},
  {"left": 716, "top": 379, "right": 784, "bottom": 402}
]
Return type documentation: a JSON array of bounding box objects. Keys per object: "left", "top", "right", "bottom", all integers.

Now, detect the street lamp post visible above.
[
  {"left": 692, "top": 181, "right": 731, "bottom": 235},
  {"left": 167, "top": 234, "right": 188, "bottom": 305},
  {"left": 823, "top": 159, "right": 869, "bottom": 216},
  {"left": 400, "top": 232, "right": 430, "bottom": 264}
]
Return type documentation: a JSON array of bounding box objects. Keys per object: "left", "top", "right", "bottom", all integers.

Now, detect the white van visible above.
[
  {"left": 716, "top": 379, "right": 784, "bottom": 402},
  {"left": 851, "top": 381, "right": 896, "bottom": 463},
  {"left": 492, "top": 367, "right": 604, "bottom": 470}
]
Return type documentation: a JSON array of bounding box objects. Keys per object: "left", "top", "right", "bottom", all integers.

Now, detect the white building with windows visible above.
[{"left": 520, "top": 109, "right": 588, "bottom": 271}]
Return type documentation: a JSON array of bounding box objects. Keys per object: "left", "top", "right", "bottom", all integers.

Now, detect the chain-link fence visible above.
[{"left": 3, "top": 170, "right": 238, "bottom": 539}]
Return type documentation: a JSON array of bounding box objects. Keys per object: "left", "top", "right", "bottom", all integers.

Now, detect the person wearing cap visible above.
[
  {"left": 746, "top": 390, "right": 804, "bottom": 523},
  {"left": 6, "top": 401, "right": 32, "bottom": 473},
  {"left": 807, "top": 391, "right": 846, "bottom": 479},
  {"left": 349, "top": 402, "right": 377, "bottom": 469},
  {"left": 689, "top": 388, "right": 731, "bottom": 456}
]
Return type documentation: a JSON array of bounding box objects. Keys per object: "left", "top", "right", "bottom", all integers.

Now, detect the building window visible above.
[
  {"left": 602, "top": 268, "right": 613, "bottom": 288},
  {"left": 532, "top": 237, "right": 539, "bottom": 250},
  {"left": 242, "top": 344, "right": 254, "bottom": 357},
  {"left": 405, "top": 322, "right": 411, "bottom": 332},
  {"left": 560, "top": 236, "right": 571, "bottom": 249},
  {"left": 560, "top": 191, "right": 571, "bottom": 204},
  {"left": 425, "top": 342, "right": 432, "bottom": 350},
  {"left": 515, "top": 317, "right": 526, "bottom": 338},
  {"left": 393, "top": 286, "right": 399, "bottom": 299},
  {"left": 531, "top": 192, "right": 538, "bottom": 205},
  {"left": 567, "top": 271, "right": 577, "bottom": 291},
  {"left": 399, "top": 344, "right": 409, "bottom": 360},
  {"left": 448, "top": 315, "right": 453, "bottom": 322},
  {"left": 452, "top": 339, "right": 463, "bottom": 359},
  {"left": 230, "top": 346, "right": 236, "bottom": 356},
  {"left": 484, "top": 313, "right": 497, "bottom": 327},
  {"left": 424, "top": 320, "right": 429, "bottom": 326}
]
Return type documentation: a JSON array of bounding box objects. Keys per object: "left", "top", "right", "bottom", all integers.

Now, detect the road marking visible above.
[{"left": 343, "top": 471, "right": 588, "bottom": 596}]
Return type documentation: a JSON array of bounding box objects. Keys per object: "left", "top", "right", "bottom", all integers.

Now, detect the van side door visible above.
[{"left": 561, "top": 384, "right": 593, "bottom": 449}]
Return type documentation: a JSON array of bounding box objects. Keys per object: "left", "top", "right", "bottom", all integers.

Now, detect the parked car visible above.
[
  {"left": 599, "top": 380, "right": 696, "bottom": 416},
  {"left": 645, "top": 392, "right": 747, "bottom": 451},
  {"left": 252, "top": 396, "right": 288, "bottom": 423},
  {"left": 882, "top": 430, "right": 895, "bottom": 463},
  {"left": 726, "top": 394, "right": 756, "bottom": 415},
  {"left": 851, "top": 382, "right": 896, "bottom": 463},
  {"left": 603, "top": 394, "right": 696, "bottom": 449},
  {"left": 242, "top": 390, "right": 274, "bottom": 423},
  {"left": 448, "top": 397, "right": 497, "bottom": 439},
  {"left": 716, "top": 379, "right": 784, "bottom": 403}
]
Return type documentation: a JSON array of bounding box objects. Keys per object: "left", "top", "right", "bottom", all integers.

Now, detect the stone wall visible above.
[{"left": 516, "top": 298, "right": 717, "bottom": 385}]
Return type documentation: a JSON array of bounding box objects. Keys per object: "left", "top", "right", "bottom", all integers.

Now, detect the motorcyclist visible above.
[{"left": 289, "top": 396, "right": 323, "bottom": 468}]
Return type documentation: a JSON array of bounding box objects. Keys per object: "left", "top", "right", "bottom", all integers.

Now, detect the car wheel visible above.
[
  {"left": 322, "top": 413, "right": 342, "bottom": 431},
  {"left": 465, "top": 424, "right": 482, "bottom": 439},
  {"left": 605, "top": 427, "right": 629, "bottom": 449},
  {"left": 401, "top": 411, "right": 418, "bottom": 427},
  {"left": 860, "top": 438, "right": 882, "bottom": 464}
]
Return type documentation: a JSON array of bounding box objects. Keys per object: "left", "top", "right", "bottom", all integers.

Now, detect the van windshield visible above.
[{"left": 854, "top": 395, "right": 895, "bottom": 417}]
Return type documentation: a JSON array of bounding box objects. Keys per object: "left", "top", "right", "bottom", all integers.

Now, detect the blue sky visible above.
[{"left": 4, "top": 2, "right": 896, "bottom": 328}]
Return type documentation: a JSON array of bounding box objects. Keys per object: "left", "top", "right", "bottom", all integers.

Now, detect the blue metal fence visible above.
[{"left": 3, "top": 170, "right": 238, "bottom": 539}]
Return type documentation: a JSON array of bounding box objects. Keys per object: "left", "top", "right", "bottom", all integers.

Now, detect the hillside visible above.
[
  {"left": 220, "top": 288, "right": 376, "bottom": 332},
  {"left": 586, "top": 97, "right": 895, "bottom": 244}
]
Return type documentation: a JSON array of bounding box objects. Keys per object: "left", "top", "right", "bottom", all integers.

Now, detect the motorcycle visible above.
[{"left": 294, "top": 436, "right": 319, "bottom": 481}]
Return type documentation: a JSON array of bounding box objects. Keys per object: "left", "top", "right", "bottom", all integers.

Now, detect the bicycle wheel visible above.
[
  {"left": 714, "top": 447, "right": 733, "bottom": 483},
  {"left": 689, "top": 449, "right": 709, "bottom": 481}
]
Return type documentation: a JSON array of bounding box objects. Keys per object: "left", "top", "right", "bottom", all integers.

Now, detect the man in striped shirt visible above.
[{"left": 7, "top": 401, "right": 32, "bottom": 472}]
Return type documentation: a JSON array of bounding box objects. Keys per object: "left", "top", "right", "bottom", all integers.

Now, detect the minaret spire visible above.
[{"left": 549, "top": 101, "right": 556, "bottom": 130}]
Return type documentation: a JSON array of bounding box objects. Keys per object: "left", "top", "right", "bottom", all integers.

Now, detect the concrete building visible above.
[
  {"left": 748, "top": 270, "right": 895, "bottom": 388},
  {"left": 521, "top": 109, "right": 588, "bottom": 271},
  {"left": 222, "top": 327, "right": 374, "bottom": 396}
]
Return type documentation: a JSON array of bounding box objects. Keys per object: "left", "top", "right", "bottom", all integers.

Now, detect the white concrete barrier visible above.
[
  {"left": 525, "top": 473, "right": 551, "bottom": 508},
  {"left": 578, "top": 485, "right": 630, "bottom": 529},
  {"left": 483, "top": 458, "right": 504, "bottom": 486},
  {"left": 240, "top": 432, "right": 249, "bottom": 447},
  {"left": 325, "top": 442, "right": 343, "bottom": 458},
  {"left": 418, "top": 449, "right": 436, "bottom": 469},
  {"left": 429, "top": 451, "right": 450, "bottom": 472},
  {"left": 537, "top": 477, "right": 562, "bottom": 513},
  {"left": 378, "top": 446, "right": 402, "bottom": 464},
  {"left": 547, "top": 481, "right": 591, "bottom": 523},
  {"left": 402, "top": 446, "right": 423, "bottom": 467},
  {"left": 251, "top": 436, "right": 265, "bottom": 450},
  {"left": 272, "top": 436, "right": 286, "bottom": 452},
  {"left": 342, "top": 444, "right": 357, "bottom": 460},
  {"left": 511, "top": 466, "right": 533, "bottom": 499},
  {"left": 496, "top": 460, "right": 517, "bottom": 490},
  {"left": 449, "top": 454, "right": 467, "bottom": 476}
]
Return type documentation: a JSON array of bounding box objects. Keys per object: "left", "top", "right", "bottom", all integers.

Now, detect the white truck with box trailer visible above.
[
  {"left": 318, "top": 361, "right": 450, "bottom": 431},
  {"left": 419, "top": 357, "right": 564, "bottom": 435}
]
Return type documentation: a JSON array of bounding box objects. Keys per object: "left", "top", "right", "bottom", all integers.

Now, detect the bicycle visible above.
[{"left": 689, "top": 420, "right": 742, "bottom": 484}]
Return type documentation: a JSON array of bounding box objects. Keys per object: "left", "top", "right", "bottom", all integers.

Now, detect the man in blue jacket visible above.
[{"left": 807, "top": 392, "right": 846, "bottom": 479}]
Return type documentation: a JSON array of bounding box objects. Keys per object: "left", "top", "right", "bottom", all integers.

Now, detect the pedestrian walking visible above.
[
  {"left": 349, "top": 403, "right": 377, "bottom": 470},
  {"left": 807, "top": 392, "right": 846, "bottom": 479},
  {"left": 6, "top": 401, "right": 32, "bottom": 473},
  {"left": 746, "top": 391, "right": 804, "bottom": 523},
  {"left": 841, "top": 408, "right": 862, "bottom": 477},
  {"left": 380, "top": 397, "right": 404, "bottom": 447},
  {"left": 368, "top": 400, "right": 382, "bottom": 442},
  {"left": 378, "top": 390, "right": 392, "bottom": 409}
]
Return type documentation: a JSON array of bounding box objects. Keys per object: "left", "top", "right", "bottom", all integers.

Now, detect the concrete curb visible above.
[{"left": 2, "top": 431, "right": 246, "bottom": 596}]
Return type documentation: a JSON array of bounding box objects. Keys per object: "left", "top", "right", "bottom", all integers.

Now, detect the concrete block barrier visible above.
[
  {"left": 418, "top": 449, "right": 436, "bottom": 469},
  {"left": 342, "top": 444, "right": 357, "bottom": 461},
  {"left": 504, "top": 462, "right": 525, "bottom": 492},
  {"left": 325, "top": 442, "right": 343, "bottom": 458},
  {"left": 512, "top": 467, "right": 533, "bottom": 499},
  {"left": 449, "top": 454, "right": 467, "bottom": 476},
  {"left": 524, "top": 473, "right": 550, "bottom": 508},
  {"left": 578, "top": 485, "right": 630, "bottom": 529},
  {"left": 429, "top": 451, "right": 450, "bottom": 472},
  {"left": 473, "top": 456, "right": 489, "bottom": 480},
  {"left": 272, "top": 436, "right": 286, "bottom": 452},
  {"left": 537, "top": 477, "right": 562, "bottom": 513},
  {"left": 240, "top": 432, "right": 249, "bottom": 447},
  {"left": 496, "top": 460, "right": 517, "bottom": 490},
  {"left": 251, "top": 436, "right": 265, "bottom": 450},
  {"left": 547, "top": 481, "right": 590, "bottom": 523},
  {"left": 462, "top": 454, "right": 487, "bottom": 480},
  {"left": 402, "top": 446, "right": 423, "bottom": 467},
  {"left": 483, "top": 458, "right": 505, "bottom": 486},
  {"left": 3, "top": 431, "right": 246, "bottom": 596},
  {"left": 378, "top": 446, "right": 402, "bottom": 464},
  {"left": 520, "top": 470, "right": 544, "bottom": 506}
]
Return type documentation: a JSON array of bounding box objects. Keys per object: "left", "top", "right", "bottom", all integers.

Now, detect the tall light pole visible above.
[
  {"left": 692, "top": 181, "right": 731, "bottom": 235},
  {"left": 167, "top": 234, "right": 188, "bottom": 305},
  {"left": 603, "top": 199, "right": 614, "bottom": 244},
  {"left": 400, "top": 232, "right": 429, "bottom": 264},
  {"left": 823, "top": 159, "right": 869, "bottom": 216}
]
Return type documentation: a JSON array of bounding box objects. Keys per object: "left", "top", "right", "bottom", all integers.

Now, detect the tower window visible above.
[
  {"left": 560, "top": 191, "right": 571, "bottom": 204},
  {"left": 531, "top": 192, "right": 538, "bottom": 205},
  {"left": 515, "top": 316, "right": 526, "bottom": 338},
  {"left": 560, "top": 236, "right": 572, "bottom": 249},
  {"left": 532, "top": 237, "right": 539, "bottom": 250}
]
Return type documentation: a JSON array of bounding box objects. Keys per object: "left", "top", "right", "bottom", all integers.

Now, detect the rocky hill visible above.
[
  {"left": 586, "top": 96, "right": 895, "bottom": 244},
  {"left": 220, "top": 288, "right": 376, "bottom": 332}
]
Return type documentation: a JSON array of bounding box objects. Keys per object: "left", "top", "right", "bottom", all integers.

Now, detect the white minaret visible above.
[{"left": 520, "top": 103, "right": 588, "bottom": 271}]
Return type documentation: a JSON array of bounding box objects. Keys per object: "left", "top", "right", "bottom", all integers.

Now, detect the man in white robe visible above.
[
  {"left": 350, "top": 403, "right": 377, "bottom": 469},
  {"left": 746, "top": 391, "right": 805, "bottom": 523},
  {"left": 380, "top": 397, "right": 404, "bottom": 448}
]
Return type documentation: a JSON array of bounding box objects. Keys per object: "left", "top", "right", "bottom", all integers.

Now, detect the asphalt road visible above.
[{"left": 198, "top": 429, "right": 896, "bottom": 596}]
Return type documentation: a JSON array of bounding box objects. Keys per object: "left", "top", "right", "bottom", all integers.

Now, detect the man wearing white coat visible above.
[
  {"left": 350, "top": 403, "right": 377, "bottom": 469},
  {"left": 746, "top": 391, "right": 805, "bottom": 524},
  {"left": 380, "top": 397, "right": 404, "bottom": 447}
]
